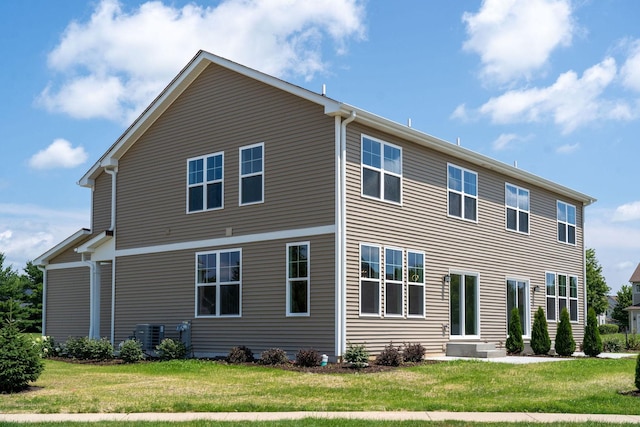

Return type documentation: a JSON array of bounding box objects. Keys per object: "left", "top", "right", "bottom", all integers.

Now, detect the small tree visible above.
[
  {"left": 585, "top": 248, "right": 610, "bottom": 316},
  {"left": 505, "top": 307, "right": 524, "bottom": 354},
  {"left": 612, "top": 285, "right": 632, "bottom": 328},
  {"left": 582, "top": 307, "right": 603, "bottom": 357},
  {"left": 555, "top": 307, "right": 576, "bottom": 356},
  {"left": 531, "top": 306, "right": 551, "bottom": 355},
  {"left": 0, "top": 319, "right": 44, "bottom": 393}
]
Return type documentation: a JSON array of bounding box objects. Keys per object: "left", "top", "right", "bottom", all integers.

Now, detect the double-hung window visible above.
[
  {"left": 557, "top": 201, "right": 576, "bottom": 244},
  {"left": 240, "top": 143, "right": 264, "bottom": 205},
  {"left": 407, "top": 251, "right": 425, "bottom": 317},
  {"left": 505, "top": 184, "right": 529, "bottom": 233},
  {"left": 545, "top": 272, "right": 556, "bottom": 321},
  {"left": 384, "top": 248, "right": 403, "bottom": 316},
  {"left": 569, "top": 275, "right": 578, "bottom": 321},
  {"left": 361, "top": 135, "right": 402, "bottom": 203},
  {"left": 448, "top": 164, "right": 477, "bottom": 221},
  {"left": 360, "top": 244, "right": 380, "bottom": 315},
  {"left": 287, "top": 242, "right": 309, "bottom": 316},
  {"left": 187, "top": 152, "right": 223, "bottom": 212},
  {"left": 196, "top": 249, "right": 241, "bottom": 317},
  {"left": 558, "top": 274, "right": 568, "bottom": 316}
]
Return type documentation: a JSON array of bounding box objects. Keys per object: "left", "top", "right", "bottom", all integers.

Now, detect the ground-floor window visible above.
[
  {"left": 546, "top": 272, "right": 579, "bottom": 322},
  {"left": 360, "top": 244, "right": 381, "bottom": 315},
  {"left": 450, "top": 272, "right": 479, "bottom": 337},
  {"left": 287, "top": 242, "right": 310, "bottom": 316},
  {"left": 195, "top": 249, "right": 241, "bottom": 317},
  {"left": 407, "top": 251, "right": 425, "bottom": 317},
  {"left": 545, "top": 272, "right": 556, "bottom": 321},
  {"left": 506, "top": 278, "right": 529, "bottom": 336}
]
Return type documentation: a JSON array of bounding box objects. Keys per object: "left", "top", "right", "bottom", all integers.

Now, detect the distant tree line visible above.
[{"left": 0, "top": 253, "right": 42, "bottom": 332}]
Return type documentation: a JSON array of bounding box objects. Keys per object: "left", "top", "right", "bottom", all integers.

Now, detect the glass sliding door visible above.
[{"left": 450, "top": 273, "right": 479, "bottom": 338}]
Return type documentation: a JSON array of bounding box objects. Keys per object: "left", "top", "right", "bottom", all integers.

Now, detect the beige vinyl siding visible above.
[
  {"left": 100, "top": 262, "right": 113, "bottom": 339},
  {"left": 92, "top": 171, "right": 112, "bottom": 233},
  {"left": 344, "top": 124, "right": 585, "bottom": 354},
  {"left": 116, "top": 63, "right": 335, "bottom": 251},
  {"left": 46, "top": 268, "right": 90, "bottom": 341},
  {"left": 48, "top": 236, "right": 93, "bottom": 264},
  {"left": 113, "top": 233, "right": 335, "bottom": 357}
]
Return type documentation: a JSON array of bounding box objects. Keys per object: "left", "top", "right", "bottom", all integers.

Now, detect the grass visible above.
[
  {"left": 0, "top": 422, "right": 638, "bottom": 427},
  {"left": 0, "top": 358, "right": 638, "bottom": 415}
]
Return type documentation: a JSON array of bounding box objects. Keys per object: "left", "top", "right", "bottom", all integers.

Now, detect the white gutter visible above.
[{"left": 337, "top": 111, "right": 356, "bottom": 357}]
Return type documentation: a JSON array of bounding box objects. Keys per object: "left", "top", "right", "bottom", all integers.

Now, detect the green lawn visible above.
[{"left": 0, "top": 358, "right": 638, "bottom": 415}]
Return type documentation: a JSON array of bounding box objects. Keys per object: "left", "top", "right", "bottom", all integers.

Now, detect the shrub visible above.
[
  {"left": 598, "top": 324, "right": 619, "bottom": 335},
  {"left": 344, "top": 342, "right": 369, "bottom": 368},
  {"left": 295, "top": 348, "right": 321, "bottom": 367},
  {"left": 627, "top": 334, "right": 640, "bottom": 351},
  {"left": 119, "top": 339, "right": 145, "bottom": 363},
  {"left": 227, "top": 346, "right": 254, "bottom": 364},
  {"left": 155, "top": 338, "right": 187, "bottom": 360},
  {"left": 375, "top": 343, "right": 402, "bottom": 366},
  {"left": 259, "top": 348, "right": 289, "bottom": 365},
  {"left": 64, "top": 337, "right": 114, "bottom": 360},
  {"left": 636, "top": 353, "right": 640, "bottom": 391},
  {"left": 32, "top": 336, "right": 59, "bottom": 359},
  {"left": 0, "top": 320, "right": 44, "bottom": 393},
  {"left": 555, "top": 307, "right": 576, "bottom": 356},
  {"left": 602, "top": 336, "right": 623, "bottom": 353},
  {"left": 582, "top": 307, "right": 603, "bottom": 357},
  {"left": 402, "top": 342, "right": 426, "bottom": 363},
  {"left": 505, "top": 307, "right": 524, "bottom": 355},
  {"left": 531, "top": 306, "right": 551, "bottom": 355}
]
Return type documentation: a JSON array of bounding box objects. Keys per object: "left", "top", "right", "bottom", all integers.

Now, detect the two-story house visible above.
[
  {"left": 35, "top": 50, "right": 595, "bottom": 359},
  {"left": 625, "top": 263, "right": 640, "bottom": 333}
]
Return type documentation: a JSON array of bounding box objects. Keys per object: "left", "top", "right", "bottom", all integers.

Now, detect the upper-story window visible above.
[
  {"left": 557, "top": 201, "right": 576, "bottom": 244},
  {"left": 448, "top": 164, "right": 477, "bottom": 221},
  {"left": 361, "top": 135, "right": 402, "bottom": 204},
  {"left": 196, "top": 249, "right": 241, "bottom": 317},
  {"left": 505, "top": 183, "right": 529, "bottom": 233},
  {"left": 187, "top": 152, "right": 223, "bottom": 213},
  {"left": 240, "top": 143, "right": 264, "bottom": 205}
]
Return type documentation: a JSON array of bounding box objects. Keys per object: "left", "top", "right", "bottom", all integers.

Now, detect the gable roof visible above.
[
  {"left": 629, "top": 263, "right": 640, "bottom": 283},
  {"left": 78, "top": 50, "right": 596, "bottom": 206},
  {"left": 34, "top": 228, "right": 91, "bottom": 266}
]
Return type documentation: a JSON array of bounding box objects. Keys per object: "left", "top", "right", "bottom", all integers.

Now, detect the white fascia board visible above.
[
  {"left": 34, "top": 229, "right": 91, "bottom": 266},
  {"left": 338, "top": 104, "right": 596, "bottom": 206},
  {"left": 75, "top": 231, "right": 114, "bottom": 254}
]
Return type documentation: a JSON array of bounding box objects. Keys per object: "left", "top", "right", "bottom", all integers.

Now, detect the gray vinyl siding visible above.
[
  {"left": 92, "top": 171, "right": 111, "bottom": 233},
  {"left": 343, "top": 124, "right": 585, "bottom": 354},
  {"left": 113, "top": 233, "right": 335, "bottom": 357},
  {"left": 116, "top": 63, "right": 335, "bottom": 251},
  {"left": 46, "top": 268, "right": 90, "bottom": 340},
  {"left": 100, "top": 262, "right": 113, "bottom": 339}
]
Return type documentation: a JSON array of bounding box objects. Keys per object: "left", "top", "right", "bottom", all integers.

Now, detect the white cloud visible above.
[
  {"left": 613, "top": 201, "right": 640, "bottom": 222},
  {"left": 38, "top": 0, "right": 365, "bottom": 124},
  {"left": 477, "top": 58, "right": 636, "bottom": 133},
  {"left": 621, "top": 39, "right": 640, "bottom": 92},
  {"left": 462, "top": 0, "right": 574, "bottom": 85},
  {"left": 0, "top": 203, "right": 89, "bottom": 270},
  {"left": 29, "top": 138, "right": 88, "bottom": 170},
  {"left": 556, "top": 143, "right": 579, "bottom": 154},
  {"left": 491, "top": 133, "right": 518, "bottom": 150}
]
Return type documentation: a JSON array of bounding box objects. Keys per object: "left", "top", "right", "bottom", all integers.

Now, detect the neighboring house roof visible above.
[
  {"left": 34, "top": 228, "right": 91, "bottom": 266},
  {"left": 78, "top": 50, "right": 596, "bottom": 207},
  {"left": 629, "top": 263, "right": 640, "bottom": 283},
  {"left": 624, "top": 304, "right": 640, "bottom": 312}
]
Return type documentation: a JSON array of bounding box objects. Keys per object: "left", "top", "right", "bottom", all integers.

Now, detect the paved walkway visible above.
[{"left": 1, "top": 411, "right": 640, "bottom": 424}]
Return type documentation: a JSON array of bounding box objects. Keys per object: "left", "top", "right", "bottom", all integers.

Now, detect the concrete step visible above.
[{"left": 446, "top": 342, "right": 505, "bottom": 358}]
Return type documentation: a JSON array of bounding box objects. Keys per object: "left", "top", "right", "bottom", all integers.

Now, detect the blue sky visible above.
[{"left": 1, "top": 0, "right": 639, "bottom": 293}]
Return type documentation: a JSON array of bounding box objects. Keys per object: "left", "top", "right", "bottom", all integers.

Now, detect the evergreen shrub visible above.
[
  {"left": 531, "top": 306, "right": 551, "bottom": 355},
  {"left": 64, "top": 337, "right": 114, "bottom": 360},
  {"left": 344, "top": 342, "right": 369, "bottom": 368},
  {"left": 555, "top": 307, "right": 576, "bottom": 356},
  {"left": 119, "top": 339, "right": 145, "bottom": 363},
  {"left": 598, "top": 324, "right": 619, "bottom": 335},
  {"left": 602, "top": 336, "right": 623, "bottom": 353},
  {"left": 0, "top": 320, "right": 44, "bottom": 393},
  {"left": 505, "top": 307, "right": 524, "bottom": 354},
  {"left": 155, "top": 338, "right": 187, "bottom": 360},
  {"left": 635, "top": 353, "right": 640, "bottom": 391},
  {"left": 583, "top": 307, "right": 603, "bottom": 357}
]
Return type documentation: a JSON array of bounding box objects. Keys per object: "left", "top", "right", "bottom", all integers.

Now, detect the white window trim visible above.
[
  {"left": 359, "top": 243, "right": 381, "bottom": 317},
  {"left": 449, "top": 271, "right": 481, "bottom": 340},
  {"left": 239, "top": 142, "right": 264, "bottom": 206},
  {"left": 447, "top": 163, "right": 478, "bottom": 223},
  {"left": 360, "top": 134, "right": 403, "bottom": 205},
  {"left": 505, "top": 183, "right": 530, "bottom": 235},
  {"left": 506, "top": 277, "right": 531, "bottom": 338},
  {"left": 286, "top": 241, "right": 310, "bottom": 317},
  {"left": 569, "top": 275, "right": 579, "bottom": 323},
  {"left": 186, "top": 151, "right": 224, "bottom": 214},
  {"left": 407, "top": 250, "right": 426, "bottom": 318},
  {"left": 557, "top": 272, "right": 569, "bottom": 320},
  {"left": 194, "top": 248, "right": 242, "bottom": 318},
  {"left": 545, "top": 271, "right": 557, "bottom": 322},
  {"left": 384, "top": 246, "right": 405, "bottom": 317},
  {"left": 556, "top": 201, "right": 577, "bottom": 245}
]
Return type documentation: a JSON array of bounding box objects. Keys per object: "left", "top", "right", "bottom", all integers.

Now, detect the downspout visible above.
[
  {"left": 338, "top": 111, "right": 356, "bottom": 357},
  {"left": 582, "top": 202, "right": 587, "bottom": 329},
  {"left": 104, "top": 167, "right": 118, "bottom": 232},
  {"left": 110, "top": 259, "right": 116, "bottom": 346},
  {"left": 38, "top": 266, "right": 47, "bottom": 336},
  {"left": 82, "top": 253, "right": 100, "bottom": 339},
  {"left": 104, "top": 166, "right": 117, "bottom": 344}
]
